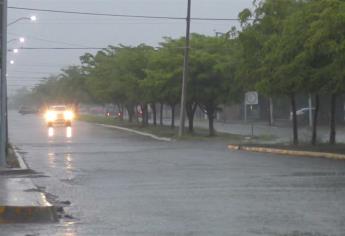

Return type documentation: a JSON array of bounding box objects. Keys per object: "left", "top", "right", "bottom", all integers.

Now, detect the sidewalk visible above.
[
  {"left": 201, "top": 120, "right": 345, "bottom": 143},
  {"left": 160, "top": 118, "right": 345, "bottom": 143},
  {"left": 0, "top": 150, "right": 57, "bottom": 223}
]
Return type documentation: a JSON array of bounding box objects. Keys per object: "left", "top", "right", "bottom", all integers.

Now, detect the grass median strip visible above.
[
  {"left": 78, "top": 114, "right": 256, "bottom": 142},
  {"left": 78, "top": 114, "right": 177, "bottom": 140}
]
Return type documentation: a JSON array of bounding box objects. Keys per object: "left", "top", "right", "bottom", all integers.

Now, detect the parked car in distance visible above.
[
  {"left": 290, "top": 107, "right": 315, "bottom": 121},
  {"left": 18, "top": 106, "right": 38, "bottom": 115}
]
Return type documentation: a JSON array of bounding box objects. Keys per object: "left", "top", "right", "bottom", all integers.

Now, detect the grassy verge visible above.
[
  {"left": 78, "top": 114, "right": 273, "bottom": 142},
  {"left": 79, "top": 114, "right": 177, "bottom": 138}
]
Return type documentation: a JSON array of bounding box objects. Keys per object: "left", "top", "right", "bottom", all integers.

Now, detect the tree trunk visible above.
[
  {"left": 207, "top": 109, "right": 215, "bottom": 136},
  {"left": 152, "top": 103, "right": 157, "bottom": 126},
  {"left": 145, "top": 104, "right": 149, "bottom": 125},
  {"left": 290, "top": 94, "right": 298, "bottom": 145},
  {"left": 160, "top": 103, "right": 164, "bottom": 126},
  {"left": 140, "top": 105, "right": 145, "bottom": 126},
  {"left": 126, "top": 105, "right": 134, "bottom": 123},
  {"left": 117, "top": 104, "right": 124, "bottom": 121},
  {"left": 311, "top": 94, "right": 319, "bottom": 146},
  {"left": 269, "top": 97, "right": 274, "bottom": 126},
  {"left": 171, "top": 104, "right": 176, "bottom": 128},
  {"left": 186, "top": 102, "right": 197, "bottom": 133},
  {"left": 141, "top": 104, "right": 148, "bottom": 126},
  {"left": 135, "top": 106, "right": 140, "bottom": 123},
  {"left": 206, "top": 105, "right": 216, "bottom": 136},
  {"left": 329, "top": 94, "right": 337, "bottom": 145}
]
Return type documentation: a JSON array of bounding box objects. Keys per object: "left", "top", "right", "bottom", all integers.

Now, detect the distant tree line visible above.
[{"left": 16, "top": 0, "right": 345, "bottom": 144}]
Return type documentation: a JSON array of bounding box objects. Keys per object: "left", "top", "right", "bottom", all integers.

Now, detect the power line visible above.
[
  {"left": 8, "top": 6, "right": 243, "bottom": 21},
  {"left": 8, "top": 76, "right": 46, "bottom": 78},
  {"left": 8, "top": 64, "right": 76, "bottom": 68},
  {"left": 8, "top": 85, "right": 35, "bottom": 87},
  {"left": 9, "top": 46, "right": 222, "bottom": 51},
  {"left": 7, "top": 77, "right": 45, "bottom": 80},
  {"left": 14, "top": 21, "right": 232, "bottom": 26},
  {"left": 8, "top": 70, "right": 56, "bottom": 74},
  {"left": 9, "top": 47, "right": 104, "bottom": 50},
  {"left": 8, "top": 32, "right": 92, "bottom": 48}
]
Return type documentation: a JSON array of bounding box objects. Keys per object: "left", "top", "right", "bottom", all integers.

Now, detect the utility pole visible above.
[
  {"left": 178, "top": 0, "right": 191, "bottom": 137},
  {"left": 308, "top": 94, "right": 313, "bottom": 128},
  {"left": 0, "top": 0, "right": 7, "bottom": 167}
]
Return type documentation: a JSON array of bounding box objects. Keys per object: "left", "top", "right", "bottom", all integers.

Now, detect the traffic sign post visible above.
[
  {"left": 244, "top": 92, "right": 258, "bottom": 137},
  {"left": 245, "top": 91, "right": 258, "bottom": 105}
]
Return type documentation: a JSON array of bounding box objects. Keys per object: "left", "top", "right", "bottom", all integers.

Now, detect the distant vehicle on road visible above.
[
  {"left": 44, "top": 105, "right": 75, "bottom": 127},
  {"left": 18, "top": 106, "right": 38, "bottom": 115},
  {"left": 105, "top": 110, "right": 123, "bottom": 119}
]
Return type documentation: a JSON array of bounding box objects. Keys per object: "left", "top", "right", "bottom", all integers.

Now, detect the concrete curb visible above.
[
  {"left": 0, "top": 147, "right": 31, "bottom": 174},
  {"left": 228, "top": 144, "right": 345, "bottom": 161},
  {"left": 12, "top": 147, "right": 29, "bottom": 170},
  {"left": 0, "top": 146, "right": 58, "bottom": 224},
  {"left": 98, "top": 124, "right": 172, "bottom": 142},
  {"left": 0, "top": 206, "right": 58, "bottom": 224}
]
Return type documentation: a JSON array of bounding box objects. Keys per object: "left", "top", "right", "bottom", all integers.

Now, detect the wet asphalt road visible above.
[{"left": 2, "top": 111, "right": 345, "bottom": 236}]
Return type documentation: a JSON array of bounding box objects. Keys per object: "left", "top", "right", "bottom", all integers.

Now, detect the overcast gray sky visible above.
[{"left": 7, "top": 0, "right": 253, "bottom": 94}]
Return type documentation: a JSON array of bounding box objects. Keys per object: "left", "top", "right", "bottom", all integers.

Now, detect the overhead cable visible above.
[{"left": 9, "top": 6, "right": 243, "bottom": 21}]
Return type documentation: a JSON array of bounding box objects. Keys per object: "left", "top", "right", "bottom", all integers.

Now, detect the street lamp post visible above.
[
  {"left": 7, "top": 37, "right": 25, "bottom": 44},
  {"left": 178, "top": 0, "right": 192, "bottom": 137},
  {"left": 1, "top": 15, "right": 35, "bottom": 166},
  {"left": 7, "top": 15, "right": 36, "bottom": 26},
  {"left": 0, "top": 0, "right": 8, "bottom": 166}
]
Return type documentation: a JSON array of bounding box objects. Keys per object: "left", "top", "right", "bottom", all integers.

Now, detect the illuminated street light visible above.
[
  {"left": 30, "top": 15, "right": 37, "bottom": 22},
  {"left": 13, "top": 49, "right": 19, "bottom": 54},
  {"left": 9, "top": 60, "right": 15, "bottom": 65},
  {"left": 7, "top": 37, "right": 25, "bottom": 44},
  {"left": 8, "top": 15, "right": 37, "bottom": 26}
]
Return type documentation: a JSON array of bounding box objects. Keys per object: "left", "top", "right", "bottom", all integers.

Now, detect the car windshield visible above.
[{"left": 51, "top": 106, "right": 66, "bottom": 111}]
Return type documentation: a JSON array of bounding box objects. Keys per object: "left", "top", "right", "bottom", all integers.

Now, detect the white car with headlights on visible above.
[{"left": 45, "top": 105, "right": 75, "bottom": 127}]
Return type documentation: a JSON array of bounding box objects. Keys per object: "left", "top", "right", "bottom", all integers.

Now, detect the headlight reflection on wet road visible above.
[
  {"left": 48, "top": 152, "right": 56, "bottom": 168},
  {"left": 47, "top": 127, "right": 73, "bottom": 138},
  {"left": 66, "top": 126, "right": 72, "bottom": 138},
  {"left": 64, "top": 153, "right": 74, "bottom": 171},
  {"left": 48, "top": 127, "right": 54, "bottom": 137}
]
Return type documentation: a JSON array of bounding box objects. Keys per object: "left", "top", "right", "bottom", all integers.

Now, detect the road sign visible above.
[{"left": 245, "top": 91, "right": 258, "bottom": 105}]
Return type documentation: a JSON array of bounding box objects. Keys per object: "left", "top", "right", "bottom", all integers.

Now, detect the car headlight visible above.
[
  {"left": 64, "top": 111, "right": 74, "bottom": 120},
  {"left": 45, "top": 111, "right": 57, "bottom": 121}
]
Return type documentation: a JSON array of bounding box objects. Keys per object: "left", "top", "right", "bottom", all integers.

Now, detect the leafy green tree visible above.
[
  {"left": 189, "top": 34, "right": 238, "bottom": 136},
  {"left": 81, "top": 45, "right": 154, "bottom": 124},
  {"left": 113, "top": 45, "right": 155, "bottom": 125},
  {"left": 301, "top": 0, "right": 345, "bottom": 144},
  {"left": 144, "top": 37, "right": 183, "bottom": 128},
  {"left": 9, "top": 87, "right": 35, "bottom": 108},
  {"left": 273, "top": 1, "right": 327, "bottom": 145},
  {"left": 58, "top": 66, "right": 91, "bottom": 105},
  {"left": 80, "top": 51, "right": 115, "bottom": 105},
  {"left": 238, "top": 0, "right": 305, "bottom": 144}
]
